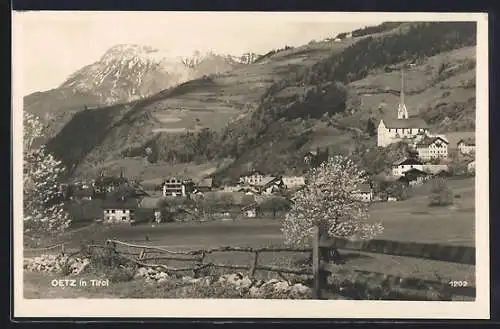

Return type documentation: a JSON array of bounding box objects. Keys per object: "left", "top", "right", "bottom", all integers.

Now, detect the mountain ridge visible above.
[{"left": 43, "top": 22, "right": 476, "bottom": 183}]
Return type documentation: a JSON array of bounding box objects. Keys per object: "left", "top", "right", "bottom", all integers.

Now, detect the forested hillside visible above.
[{"left": 46, "top": 21, "right": 476, "bottom": 183}]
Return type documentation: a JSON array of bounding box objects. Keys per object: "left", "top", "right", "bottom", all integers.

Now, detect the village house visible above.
[
  {"left": 377, "top": 69, "right": 430, "bottom": 147},
  {"left": 391, "top": 158, "right": 424, "bottom": 177},
  {"left": 241, "top": 202, "right": 258, "bottom": 218},
  {"left": 73, "top": 187, "right": 94, "bottom": 201},
  {"left": 467, "top": 160, "right": 476, "bottom": 174},
  {"left": 457, "top": 137, "right": 476, "bottom": 155},
  {"left": 415, "top": 136, "right": 449, "bottom": 161},
  {"left": 195, "top": 178, "right": 213, "bottom": 193},
  {"left": 102, "top": 198, "right": 139, "bottom": 224},
  {"left": 162, "top": 177, "right": 194, "bottom": 197},
  {"left": 351, "top": 183, "right": 373, "bottom": 203},
  {"left": 94, "top": 169, "right": 129, "bottom": 195},
  {"left": 399, "top": 168, "right": 429, "bottom": 186},
  {"left": 239, "top": 171, "right": 266, "bottom": 185},
  {"left": 282, "top": 176, "right": 306, "bottom": 189},
  {"left": 259, "top": 177, "right": 284, "bottom": 195}
]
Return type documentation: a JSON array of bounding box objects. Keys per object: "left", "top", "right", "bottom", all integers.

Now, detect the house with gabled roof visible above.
[
  {"left": 391, "top": 157, "right": 424, "bottom": 177},
  {"left": 415, "top": 136, "right": 449, "bottom": 161},
  {"left": 102, "top": 198, "right": 140, "bottom": 224},
  {"left": 351, "top": 183, "right": 373, "bottom": 203},
  {"left": 399, "top": 168, "right": 429, "bottom": 186},
  {"left": 467, "top": 159, "right": 476, "bottom": 174},
  {"left": 457, "top": 137, "right": 476, "bottom": 155},
  {"left": 239, "top": 171, "right": 265, "bottom": 186},
  {"left": 196, "top": 178, "right": 213, "bottom": 192}
]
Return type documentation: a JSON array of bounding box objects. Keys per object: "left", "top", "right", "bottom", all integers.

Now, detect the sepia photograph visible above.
[{"left": 12, "top": 11, "right": 489, "bottom": 318}]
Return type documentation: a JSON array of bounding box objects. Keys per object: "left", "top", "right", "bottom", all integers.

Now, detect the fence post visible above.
[
  {"left": 249, "top": 251, "right": 259, "bottom": 279},
  {"left": 312, "top": 225, "right": 321, "bottom": 299}
]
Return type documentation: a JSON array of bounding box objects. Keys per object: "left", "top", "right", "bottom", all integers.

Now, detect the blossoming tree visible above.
[
  {"left": 23, "top": 111, "right": 71, "bottom": 235},
  {"left": 281, "top": 155, "right": 383, "bottom": 248}
]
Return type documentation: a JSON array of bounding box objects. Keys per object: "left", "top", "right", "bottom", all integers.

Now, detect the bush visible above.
[
  {"left": 106, "top": 266, "right": 136, "bottom": 283},
  {"left": 83, "top": 244, "right": 133, "bottom": 273},
  {"left": 428, "top": 178, "right": 453, "bottom": 207}
]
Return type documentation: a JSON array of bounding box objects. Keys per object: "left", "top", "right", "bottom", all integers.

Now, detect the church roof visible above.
[{"left": 380, "top": 116, "right": 429, "bottom": 129}]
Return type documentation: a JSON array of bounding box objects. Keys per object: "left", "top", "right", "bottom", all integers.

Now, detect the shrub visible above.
[
  {"left": 428, "top": 178, "right": 453, "bottom": 207},
  {"left": 107, "top": 266, "right": 136, "bottom": 283}
]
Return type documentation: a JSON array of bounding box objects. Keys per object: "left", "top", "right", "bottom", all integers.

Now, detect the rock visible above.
[
  {"left": 157, "top": 272, "right": 169, "bottom": 280},
  {"left": 201, "top": 276, "right": 214, "bottom": 285},
  {"left": 253, "top": 279, "right": 265, "bottom": 288},
  {"left": 135, "top": 267, "right": 149, "bottom": 278},
  {"left": 290, "top": 283, "right": 311, "bottom": 298},
  {"left": 260, "top": 279, "right": 280, "bottom": 290},
  {"left": 226, "top": 273, "right": 243, "bottom": 284},
  {"left": 188, "top": 278, "right": 202, "bottom": 284},
  {"left": 249, "top": 286, "right": 263, "bottom": 298},
  {"left": 235, "top": 277, "right": 253, "bottom": 290},
  {"left": 273, "top": 281, "right": 290, "bottom": 293},
  {"left": 157, "top": 278, "right": 168, "bottom": 284},
  {"left": 182, "top": 276, "right": 193, "bottom": 283}
]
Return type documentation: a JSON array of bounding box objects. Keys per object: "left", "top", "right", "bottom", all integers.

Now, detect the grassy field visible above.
[{"left": 24, "top": 177, "right": 475, "bottom": 299}]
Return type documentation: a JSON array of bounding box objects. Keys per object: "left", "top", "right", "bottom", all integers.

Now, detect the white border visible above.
[{"left": 12, "top": 12, "right": 490, "bottom": 319}]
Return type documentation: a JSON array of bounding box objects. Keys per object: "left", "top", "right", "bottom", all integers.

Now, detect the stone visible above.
[
  {"left": 291, "top": 283, "right": 311, "bottom": 296},
  {"left": 273, "top": 281, "right": 290, "bottom": 293},
  {"left": 157, "top": 272, "right": 169, "bottom": 279},
  {"left": 260, "top": 279, "right": 280, "bottom": 289},
  {"left": 236, "top": 277, "right": 253, "bottom": 290},
  {"left": 249, "top": 286, "right": 263, "bottom": 298}
]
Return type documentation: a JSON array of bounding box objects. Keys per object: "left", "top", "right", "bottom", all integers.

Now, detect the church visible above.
[{"left": 377, "top": 68, "right": 430, "bottom": 147}]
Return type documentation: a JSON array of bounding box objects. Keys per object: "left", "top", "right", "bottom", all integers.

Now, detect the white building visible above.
[
  {"left": 457, "top": 138, "right": 476, "bottom": 155},
  {"left": 282, "top": 176, "right": 306, "bottom": 189},
  {"left": 162, "top": 177, "right": 188, "bottom": 197},
  {"left": 391, "top": 158, "right": 424, "bottom": 177},
  {"left": 352, "top": 183, "right": 373, "bottom": 203},
  {"left": 377, "top": 69, "right": 430, "bottom": 147},
  {"left": 102, "top": 199, "right": 139, "bottom": 224},
  {"left": 239, "top": 171, "right": 265, "bottom": 186},
  {"left": 415, "top": 136, "right": 449, "bottom": 161}
]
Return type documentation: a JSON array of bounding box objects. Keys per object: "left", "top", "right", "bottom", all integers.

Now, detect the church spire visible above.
[{"left": 397, "top": 67, "right": 409, "bottom": 119}]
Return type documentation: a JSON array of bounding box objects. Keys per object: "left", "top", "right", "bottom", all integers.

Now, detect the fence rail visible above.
[
  {"left": 311, "top": 226, "right": 476, "bottom": 299},
  {"left": 104, "top": 239, "right": 312, "bottom": 278},
  {"left": 27, "top": 227, "right": 476, "bottom": 300},
  {"left": 320, "top": 236, "right": 475, "bottom": 265}
]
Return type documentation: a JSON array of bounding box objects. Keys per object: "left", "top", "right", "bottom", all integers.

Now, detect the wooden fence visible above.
[
  {"left": 102, "top": 240, "right": 312, "bottom": 278},
  {"left": 25, "top": 226, "right": 476, "bottom": 300},
  {"left": 311, "top": 226, "right": 476, "bottom": 299}
]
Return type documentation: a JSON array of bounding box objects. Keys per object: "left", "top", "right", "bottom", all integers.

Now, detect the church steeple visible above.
[{"left": 397, "top": 67, "right": 409, "bottom": 120}]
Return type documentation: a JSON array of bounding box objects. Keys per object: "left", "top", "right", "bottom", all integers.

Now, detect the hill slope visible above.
[
  {"left": 46, "top": 22, "right": 476, "bottom": 182},
  {"left": 24, "top": 45, "right": 245, "bottom": 118}
]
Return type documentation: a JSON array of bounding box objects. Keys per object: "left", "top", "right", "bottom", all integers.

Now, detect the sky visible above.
[{"left": 12, "top": 12, "right": 387, "bottom": 95}]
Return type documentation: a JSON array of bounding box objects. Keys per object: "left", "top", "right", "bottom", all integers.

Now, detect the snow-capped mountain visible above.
[
  {"left": 59, "top": 44, "right": 242, "bottom": 105},
  {"left": 25, "top": 44, "right": 258, "bottom": 116}
]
